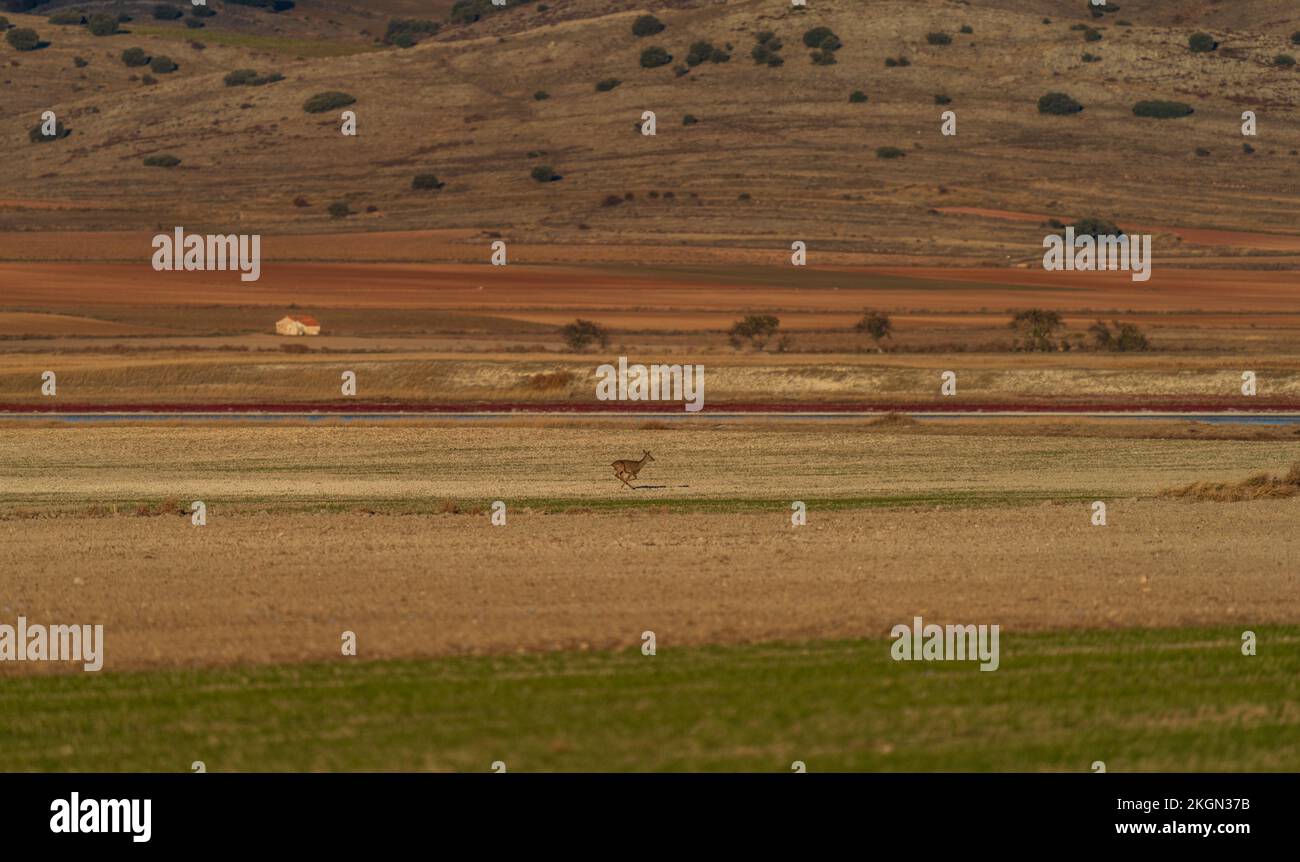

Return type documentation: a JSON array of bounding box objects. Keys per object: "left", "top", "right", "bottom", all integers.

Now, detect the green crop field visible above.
[{"left": 3, "top": 628, "right": 1296, "bottom": 772}]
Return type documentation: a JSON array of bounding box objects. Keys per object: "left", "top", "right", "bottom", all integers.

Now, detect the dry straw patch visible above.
[{"left": 1161, "top": 461, "right": 1300, "bottom": 502}]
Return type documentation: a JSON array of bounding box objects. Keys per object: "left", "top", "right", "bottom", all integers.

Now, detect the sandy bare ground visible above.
[{"left": 1, "top": 501, "right": 1297, "bottom": 675}]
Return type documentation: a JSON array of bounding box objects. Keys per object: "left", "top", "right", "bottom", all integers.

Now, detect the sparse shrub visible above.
[
  {"left": 143, "top": 154, "right": 182, "bottom": 167},
  {"left": 1070, "top": 216, "right": 1123, "bottom": 238},
  {"left": 152, "top": 4, "right": 184, "bottom": 20},
  {"left": 224, "top": 68, "right": 282, "bottom": 86},
  {"left": 849, "top": 90, "right": 868, "bottom": 103},
  {"left": 303, "top": 91, "right": 356, "bottom": 113},
  {"left": 855, "top": 310, "right": 893, "bottom": 350},
  {"left": 631, "top": 14, "right": 664, "bottom": 38},
  {"left": 28, "top": 119, "right": 69, "bottom": 143},
  {"left": 0, "top": 17, "right": 9, "bottom": 32},
  {"left": 122, "top": 47, "right": 151, "bottom": 67},
  {"left": 328, "top": 201, "right": 352, "bottom": 218},
  {"left": 682, "top": 113, "right": 698, "bottom": 125},
  {"left": 1188, "top": 32, "right": 1217, "bottom": 53},
  {"left": 595, "top": 78, "right": 620, "bottom": 92},
  {"left": 1038, "top": 91, "right": 1083, "bottom": 115},
  {"left": 1275, "top": 54, "right": 1296, "bottom": 68},
  {"left": 560, "top": 319, "right": 609, "bottom": 351},
  {"left": 1010, "top": 309, "right": 1063, "bottom": 352},
  {"left": 48, "top": 11, "right": 84, "bottom": 25},
  {"left": 150, "top": 55, "right": 178, "bottom": 74},
  {"left": 751, "top": 33, "right": 784, "bottom": 66},
  {"left": 1132, "top": 100, "right": 1194, "bottom": 118},
  {"left": 960, "top": 24, "right": 973, "bottom": 34},
  {"left": 934, "top": 94, "right": 951, "bottom": 105},
  {"left": 141, "top": 74, "right": 158, "bottom": 85},
  {"left": 1082, "top": 52, "right": 1101, "bottom": 62},
  {"left": 87, "top": 13, "right": 118, "bottom": 35},
  {"left": 1195, "top": 147, "right": 1211, "bottom": 157},
  {"left": 531, "top": 165, "right": 558, "bottom": 182},
  {"left": 1089, "top": 319, "right": 1149, "bottom": 352},
  {"left": 926, "top": 32, "right": 951, "bottom": 45},
  {"left": 385, "top": 18, "right": 439, "bottom": 47},
  {"left": 1243, "top": 142, "right": 1255, "bottom": 155},
  {"left": 1084, "top": 28, "right": 1102, "bottom": 42},
  {"left": 411, "top": 173, "right": 444, "bottom": 190},
  {"left": 876, "top": 146, "right": 906, "bottom": 159},
  {"left": 293, "top": 196, "right": 310, "bottom": 207},
  {"left": 884, "top": 55, "right": 910, "bottom": 67},
  {"left": 191, "top": 5, "right": 217, "bottom": 17},
  {"left": 811, "top": 49, "right": 836, "bottom": 65},
  {"left": 73, "top": 55, "right": 87, "bottom": 67},
  {"left": 533, "top": 90, "right": 549, "bottom": 100},
  {"left": 185, "top": 18, "right": 204, "bottom": 29},
  {"left": 729, "top": 314, "right": 780, "bottom": 351},
  {"left": 5, "top": 27, "right": 39, "bottom": 51},
  {"left": 601, "top": 194, "right": 623, "bottom": 207},
  {"left": 640, "top": 46, "right": 672, "bottom": 68}
]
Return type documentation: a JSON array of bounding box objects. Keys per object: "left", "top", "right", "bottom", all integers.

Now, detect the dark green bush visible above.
[
  {"left": 631, "top": 14, "right": 664, "bottom": 38},
  {"left": 73, "top": 55, "right": 87, "bottom": 67},
  {"left": 802, "top": 26, "right": 836, "bottom": 48},
  {"left": 185, "top": 18, "right": 204, "bottom": 29},
  {"left": 328, "top": 201, "right": 352, "bottom": 218},
  {"left": 303, "top": 91, "right": 356, "bottom": 113},
  {"left": 533, "top": 90, "right": 549, "bottom": 100},
  {"left": 1084, "top": 28, "right": 1102, "bottom": 42},
  {"left": 122, "top": 47, "right": 151, "bottom": 67},
  {"left": 411, "top": 173, "right": 444, "bottom": 190},
  {"left": 1188, "top": 32, "right": 1217, "bottom": 53},
  {"left": 934, "top": 93, "right": 951, "bottom": 105},
  {"left": 191, "top": 5, "right": 217, "bottom": 17},
  {"left": 224, "top": 68, "right": 282, "bottom": 86},
  {"left": 143, "top": 154, "right": 182, "bottom": 167},
  {"left": 751, "top": 33, "right": 783, "bottom": 66},
  {"left": 926, "top": 32, "right": 952, "bottom": 45},
  {"left": 152, "top": 4, "right": 184, "bottom": 20},
  {"left": 849, "top": 90, "right": 867, "bottom": 103},
  {"left": 876, "top": 146, "right": 906, "bottom": 159},
  {"left": 1275, "top": 54, "right": 1296, "bottom": 67},
  {"left": 5, "top": 27, "right": 39, "bottom": 51},
  {"left": 1292, "top": 31, "right": 1300, "bottom": 46},
  {"left": 531, "top": 165, "right": 558, "bottom": 182},
  {"left": 959, "top": 24, "right": 973, "bottom": 34},
  {"left": 686, "top": 40, "right": 728, "bottom": 66},
  {"left": 48, "top": 11, "right": 84, "bottom": 25},
  {"left": 1038, "top": 92, "right": 1083, "bottom": 114},
  {"left": 595, "top": 78, "right": 620, "bottom": 92},
  {"left": 682, "top": 114, "right": 698, "bottom": 125},
  {"left": 150, "top": 55, "right": 178, "bottom": 74},
  {"left": 87, "top": 13, "right": 118, "bottom": 35},
  {"left": 1132, "top": 99, "right": 1194, "bottom": 118},
  {"left": 640, "top": 46, "right": 672, "bottom": 68}
]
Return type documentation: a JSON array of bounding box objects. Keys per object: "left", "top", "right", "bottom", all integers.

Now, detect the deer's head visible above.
[{"left": 643, "top": 451, "right": 655, "bottom": 462}]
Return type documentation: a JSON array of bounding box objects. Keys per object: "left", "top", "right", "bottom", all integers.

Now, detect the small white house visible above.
[{"left": 276, "top": 315, "right": 320, "bottom": 336}]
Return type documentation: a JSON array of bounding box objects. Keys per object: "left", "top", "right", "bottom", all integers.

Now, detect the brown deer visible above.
[{"left": 611, "top": 451, "right": 654, "bottom": 489}]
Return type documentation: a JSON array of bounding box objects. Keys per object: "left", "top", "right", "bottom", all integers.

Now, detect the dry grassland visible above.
[{"left": 4, "top": 421, "right": 1300, "bottom": 507}]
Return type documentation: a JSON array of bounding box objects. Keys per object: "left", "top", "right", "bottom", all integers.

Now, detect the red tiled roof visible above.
[{"left": 291, "top": 316, "right": 320, "bottom": 326}]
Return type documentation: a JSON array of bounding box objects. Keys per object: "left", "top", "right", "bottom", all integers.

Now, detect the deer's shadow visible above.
[{"left": 627, "top": 484, "right": 689, "bottom": 490}]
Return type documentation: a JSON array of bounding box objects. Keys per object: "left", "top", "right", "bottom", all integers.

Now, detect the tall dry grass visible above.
[{"left": 1160, "top": 462, "right": 1300, "bottom": 502}]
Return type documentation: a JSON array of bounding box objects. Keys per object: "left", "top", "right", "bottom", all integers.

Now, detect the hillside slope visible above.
[{"left": 3, "top": 0, "right": 1300, "bottom": 264}]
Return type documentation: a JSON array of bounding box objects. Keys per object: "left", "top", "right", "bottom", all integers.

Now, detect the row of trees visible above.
[{"left": 558, "top": 310, "right": 1148, "bottom": 353}]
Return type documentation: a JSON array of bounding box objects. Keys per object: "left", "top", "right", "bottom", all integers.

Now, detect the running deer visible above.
[{"left": 611, "top": 451, "right": 655, "bottom": 489}]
